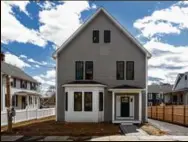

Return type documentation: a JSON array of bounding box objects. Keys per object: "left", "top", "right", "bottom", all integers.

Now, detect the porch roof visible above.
[
  {"left": 111, "top": 84, "right": 143, "bottom": 89},
  {"left": 164, "top": 87, "right": 188, "bottom": 95},
  {"left": 62, "top": 80, "right": 107, "bottom": 87},
  {"left": 14, "top": 91, "right": 41, "bottom": 96},
  {"left": 63, "top": 80, "right": 106, "bottom": 85}
]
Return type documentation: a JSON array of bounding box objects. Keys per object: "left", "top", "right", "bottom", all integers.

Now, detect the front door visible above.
[
  {"left": 121, "top": 96, "right": 129, "bottom": 117},
  {"left": 21, "top": 96, "right": 26, "bottom": 109}
]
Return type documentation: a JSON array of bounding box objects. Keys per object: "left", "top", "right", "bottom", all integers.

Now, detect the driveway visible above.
[{"left": 148, "top": 119, "right": 188, "bottom": 136}]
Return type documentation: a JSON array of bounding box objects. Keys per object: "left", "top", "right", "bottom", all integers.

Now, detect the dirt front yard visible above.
[{"left": 1, "top": 116, "right": 121, "bottom": 136}]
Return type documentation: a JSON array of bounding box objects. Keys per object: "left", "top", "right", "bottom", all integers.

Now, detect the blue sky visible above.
[{"left": 1, "top": 1, "right": 188, "bottom": 92}]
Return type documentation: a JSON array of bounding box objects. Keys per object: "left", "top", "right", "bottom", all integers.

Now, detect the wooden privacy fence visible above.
[{"left": 148, "top": 105, "right": 188, "bottom": 126}]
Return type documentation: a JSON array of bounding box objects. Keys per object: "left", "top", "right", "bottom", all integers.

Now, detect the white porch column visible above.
[
  {"left": 139, "top": 91, "right": 142, "bottom": 122},
  {"left": 27, "top": 95, "right": 29, "bottom": 109},
  {"left": 112, "top": 92, "right": 115, "bottom": 123}
]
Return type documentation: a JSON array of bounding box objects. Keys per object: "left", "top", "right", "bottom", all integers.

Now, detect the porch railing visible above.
[{"left": 1, "top": 108, "right": 55, "bottom": 126}]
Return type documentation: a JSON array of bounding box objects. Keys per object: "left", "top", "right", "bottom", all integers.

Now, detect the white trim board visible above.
[
  {"left": 52, "top": 7, "right": 151, "bottom": 59},
  {"left": 62, "top": 84, "right": 107, "bottom": 87}
]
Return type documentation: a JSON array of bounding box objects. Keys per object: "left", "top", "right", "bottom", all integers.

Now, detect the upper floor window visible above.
[
  {"left": 20, "top": 80, "right": 27, "bottom": 89},
  {"left": 30, "top": 82, "right": 36, "bottom": 90},
  {"left": 85, "top": 61, "right": 93, "bottom": 80},
  {"left": 75, "top": 61, "right": 84, "bottom": 80},
  {"left": 93, "top": 30, "right": 99, "bottom": 43},
  {"left": 185, "top": 75, "right": 187, "bottom": 80},
  {"left": 116, "top": 61, "right": 124, "bottom": 80},
  {"left": 11, "top": 78, "right": 16, "bottom": 88},
  {"left": 126, "top": 61, "right": 134, "bottom": 80},
  {"left": 104, "top": 30, "right": 111, "bottom": 43}
]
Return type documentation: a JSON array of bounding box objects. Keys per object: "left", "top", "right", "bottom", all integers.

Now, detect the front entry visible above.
[
  {"left": 121, "top": 97, "right": 129, "bottom": 117},
  {"left": 21, "top": 96, "right": 26, "bottom": 109}
]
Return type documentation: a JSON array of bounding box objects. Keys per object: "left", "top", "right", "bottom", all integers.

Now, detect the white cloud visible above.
[
  {"left": 91, "top": 3, "right": 97, "bottom": 9},
  {"left": 1, "top": 1, "right": 47, "bottom": 47},
  {"left": 4, "top": 52, "right": 31, "bottom": 68},
  {"left": 19, "top": 54, "right": 27, "bottom": 59},
  {"left": 134, "top": 2, "right": 188, "bottom": 38},
  {"left": 5, "top": 1, "right": 29, "bottom": 15},
  {"left": 145, "top": 39, "right": 188, "bottom": 84},
  {"left": 19, "top": 55, "right": 48, "bottom": 66},
  {"left": 38, "top": 1, "right": 94, "bottom": 48},
  {"left": 33, "top": 76, "right": 45, "bottom": 84},
  {"left": 35, "top": 64, "right": 40, "bottom": 68}
]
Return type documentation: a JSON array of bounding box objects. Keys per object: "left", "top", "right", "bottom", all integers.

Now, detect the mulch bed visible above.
[
  {"left": 140, "top": 123, "right": 167, "bottom": 136},
  {"left": 1, "top": 117, "right": 120, "bottom": 136}
]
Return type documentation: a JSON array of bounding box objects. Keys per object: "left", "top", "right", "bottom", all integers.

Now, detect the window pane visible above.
[
  {"left": 116, "top": 61, "right": 124, "bottom": 80},
  {"left": 84, "top": 92, "right": 92, "bottom": 111},
  {"left": 85, "top": 61, "right": 93, "bottom": 80},
  {"left": 126, "top": 61, "right": 134, "bottom": 80},
  {"left": 93, "top": 30, "right": 99, "bottom": 43},
  {"left": 75, "top": 61, "right": 84, "bottom": 80},
  {"left": 74, "top": 92, "right": 82, "bottom": 111},
  {"left": 104, "top": 30, "right": 111, "bottom": 43},
  {"left": 65, "top": 92, "right": 68, "bottom": 111},
  {"left": 99, "top": 92, "right": 103, "bottom": 111}
]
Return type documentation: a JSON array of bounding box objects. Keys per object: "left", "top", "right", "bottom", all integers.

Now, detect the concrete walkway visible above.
[
  {"left": 1, "top": 135, "right": 188, "bottom": 141},
  {"left": 148, "top": 119, "right": 188, "bottom": 136}
]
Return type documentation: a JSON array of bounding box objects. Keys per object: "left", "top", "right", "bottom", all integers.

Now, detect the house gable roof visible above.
[
  {"left": 1, "top": 62, "right": 39, "bottom": 83},
  {"left": 52, "top": 7, "right": 152, "bottom": 59},
  {"left": 173, "top": 73, "right": 184, "bottom": 90}
]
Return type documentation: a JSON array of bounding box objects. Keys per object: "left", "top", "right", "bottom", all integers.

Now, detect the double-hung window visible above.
[
  {"left": 116, "top": 61, "right": 124, "bottom": 80},
  {"left": 85, "top": 61, "right": 93, "bottom": 80},
  {"left": 126, "top": 61, "right": 134, "bottom": 80},
  {"left": 75, "top": 61, "right": 84, "bottom": 80}
]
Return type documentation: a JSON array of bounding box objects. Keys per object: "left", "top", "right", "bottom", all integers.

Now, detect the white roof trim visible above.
[
  {"left": 52, "top": 7, "right": 152, "bottom": 59},
  {"left": 109, "top": 88, "right": 144, "bottom": 93},
  {"left": 62, "top": 84, "right": 107, "bottom": 87}
]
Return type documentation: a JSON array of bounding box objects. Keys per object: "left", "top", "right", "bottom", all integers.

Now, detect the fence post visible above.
[
  {"left": 156, "top": 106, "right": 158, "bottom": 120},
  {"left": 36, "top": 109, "right": 38, "bottom": 119},
  {"left": 172, "top": 105, "right": 174, "bottom": 122},
  {"left": 151, "top": 106, "right": 153, "bottom": 119},
  {"left": 163, "top": 105, "right": 165, "bottom": 121},
  {"left": 184, "top": 105, "right": 186, "bottom": 125}
]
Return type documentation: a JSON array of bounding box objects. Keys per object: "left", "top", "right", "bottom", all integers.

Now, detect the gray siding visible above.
[
  {"left": 104, "top": 89, "right": 112, "bottom": 122},
  {"left": 57, "top": 11, "right": 146, "bottom": 122}
]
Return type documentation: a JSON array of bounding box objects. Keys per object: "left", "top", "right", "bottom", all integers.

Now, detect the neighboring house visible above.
[
  {"left": 41, "top": 91, "right": 56, "bottom": 108},
  {"left": 164, "top": 72, "right": 188, "bottom": 105},
  {"left": 148, "top": 84, "right": 173, "bottom": 106},
  {"left": 52, "top": 8, "right": 151, "bottom": 124},
  {"left": 1, "top": 60, "right": 41, "bottom": 111}
]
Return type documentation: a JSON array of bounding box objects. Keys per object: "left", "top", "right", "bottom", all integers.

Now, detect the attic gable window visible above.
[
  {"left": 93, "top": 30, "right": 99, "bottom": 43},
  {"left": 104, "top": 30, "right": 111, "bottom": 43}
]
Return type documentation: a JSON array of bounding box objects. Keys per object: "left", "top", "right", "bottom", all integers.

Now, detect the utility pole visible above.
[{"left": 6, "top": 75, "right": 12, "bottom": 133}]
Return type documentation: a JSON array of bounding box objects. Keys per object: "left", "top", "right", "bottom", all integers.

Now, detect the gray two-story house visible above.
[{"left": 52, "top": 8, "right": 151, "bottom": 124}]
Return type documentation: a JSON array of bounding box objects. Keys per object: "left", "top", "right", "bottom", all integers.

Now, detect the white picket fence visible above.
[{"left": 1, "top": 108, "right": 55, "bottom": 126}]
